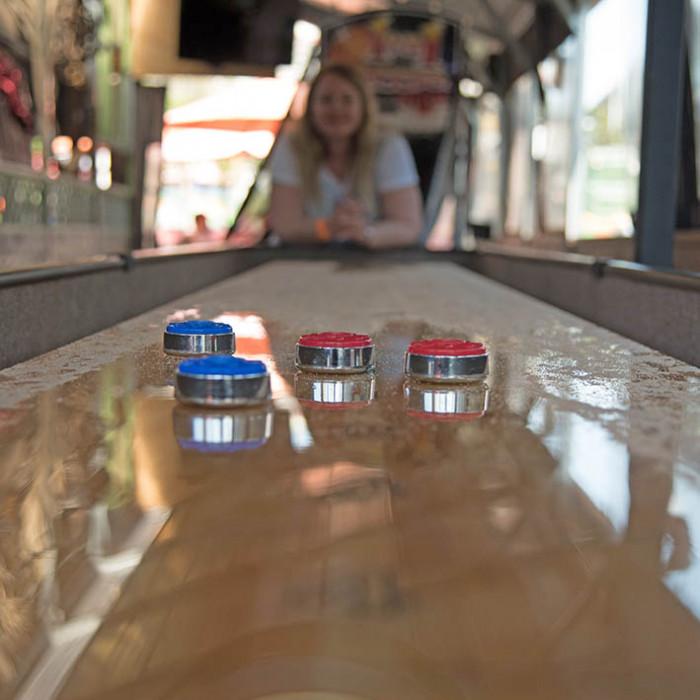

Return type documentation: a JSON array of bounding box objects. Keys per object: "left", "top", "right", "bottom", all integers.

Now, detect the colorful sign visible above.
[{"left": 324, "top": 14, "right": 456, "bottom": 134}]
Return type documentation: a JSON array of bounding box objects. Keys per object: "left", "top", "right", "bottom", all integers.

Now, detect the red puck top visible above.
[
  {"left": 298, "top": 332, "right": 373, "bottom": 349},
  {"left": 408, "top": 339, "right": 486, "bottom": 356}
]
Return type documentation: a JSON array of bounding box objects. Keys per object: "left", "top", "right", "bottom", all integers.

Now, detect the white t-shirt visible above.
[{"left": 267, "top": 132, "right": 419, "bottom": 220}]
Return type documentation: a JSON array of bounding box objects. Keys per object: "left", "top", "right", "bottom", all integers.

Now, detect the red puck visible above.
[
  {"left": 298, "top": 332, "right": 373, "bottom": 349},
  {"left": 408, "top": 338, "right": 486, "bottom": 356},
  {"left": 296, "top": 332, "right": 375, "bottom": 373},
  {"left": 405, "top": 338, "right": 489, "bottom": 382}
]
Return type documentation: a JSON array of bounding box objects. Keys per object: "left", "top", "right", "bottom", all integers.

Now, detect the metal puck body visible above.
[
  {"left": 404, "top": 339, "right": 488, "bottom": 383},
  {"left": 176, "top": 356, "right": 270, "bottom": 407},
  {"left": 173, "top": 404, "right": 274, "bottom": 453},
  {"left": 405, "top": 381, "right": 489, "bottom": 421},
  {"left": 295, "top": 372, "right": 376, "bottom": 409},
  {"left": 163, "top": 320, "right": 235, "bottom": 356},
  {"left": 295, "top": 332, "right": 375, "bottom": 374}
]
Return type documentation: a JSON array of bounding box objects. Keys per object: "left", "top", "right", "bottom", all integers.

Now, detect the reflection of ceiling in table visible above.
[{"left": 304, "top": 0, "right": 536, "bottom": 42}]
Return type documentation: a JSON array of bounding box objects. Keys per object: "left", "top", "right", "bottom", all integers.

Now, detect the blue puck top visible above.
[
  {"left": 166, "top": 320, "right": 233, "bottom": 335},
  {"left": 178, "top": 355, "right": 267, "bottom": 377}
]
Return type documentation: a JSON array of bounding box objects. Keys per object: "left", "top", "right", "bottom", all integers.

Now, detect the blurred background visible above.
[{"left": 0, "top": 0, "right": 698, "bottom": 269}]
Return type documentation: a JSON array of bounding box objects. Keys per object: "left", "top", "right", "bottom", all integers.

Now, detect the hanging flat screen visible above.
[{"left": 179, "top": 0, "right": 298, "bottom": 68}]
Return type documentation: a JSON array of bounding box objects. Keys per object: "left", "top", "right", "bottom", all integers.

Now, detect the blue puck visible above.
[
  {"left": 163, "top": 320, "right": 235, "bottom": 356},
  {"left": 178, "top": 356, "right": 267, "bottom": 377},
  {"left": 166, "top": 320, "right": 232, "bottom": 335},
  {"left": 176, "top": 356, "right": 270, "bottom": 407}
]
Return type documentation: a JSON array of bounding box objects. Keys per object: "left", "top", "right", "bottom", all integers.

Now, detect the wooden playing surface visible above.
[{"left": 2, "top": 260, "right": 699, "bottom": 700}]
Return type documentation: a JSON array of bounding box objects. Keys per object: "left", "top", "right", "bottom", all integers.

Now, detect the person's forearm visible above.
[
  {"left": 270, "top": 214, "right": 320, "bottom": 244},
  {"left": 364, "top": 219, "right": 421, "bottom": 249}
]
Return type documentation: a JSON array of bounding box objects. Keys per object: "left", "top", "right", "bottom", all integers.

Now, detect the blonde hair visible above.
[{"left": 290, "top": 63, "right": 379, "bottom": 214}]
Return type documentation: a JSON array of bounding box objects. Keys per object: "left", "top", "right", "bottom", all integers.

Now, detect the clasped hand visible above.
[{"left": 329, "top": 198, "right": 371, "bottom": 246}]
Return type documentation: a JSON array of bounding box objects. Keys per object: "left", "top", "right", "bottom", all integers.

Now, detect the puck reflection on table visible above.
[
  {"left": 404, "top": 338, "right": 488, "bottom": 383},
  {"left": 163, "top": 319, "right": 235, "bottom": 357},
  {"left": 405, "top": 381, "right": 489, "bottom": 421},
  {"left": 296, "top": 332, "right": 375, "bottom": 374},
  {"left": 176, "top": 355, "right": 270, "bottom": 407},
  {"left": 295, "top": 372, "right": 375, "bottom": 409},
  {"left": 173, "top": 403, "right": 273, "bottom": 453}
]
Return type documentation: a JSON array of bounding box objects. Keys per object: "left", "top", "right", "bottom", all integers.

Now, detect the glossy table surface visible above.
[{"left": 1, "top": 260, "right": 699, "bottom": 700}]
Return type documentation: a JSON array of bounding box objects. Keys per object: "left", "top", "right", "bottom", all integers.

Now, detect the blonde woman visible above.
[{"left": 268, "top": 63, "right": 423, "bottom": 248}]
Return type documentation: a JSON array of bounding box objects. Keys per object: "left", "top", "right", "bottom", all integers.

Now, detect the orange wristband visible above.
[{"left": 314, "top": 218, "right": 331, "bottom": 243}]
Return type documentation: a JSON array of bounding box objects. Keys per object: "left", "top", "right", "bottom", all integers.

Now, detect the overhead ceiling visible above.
[{"left": 300, "top": 0, "right": 580, "bottom": 89}]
